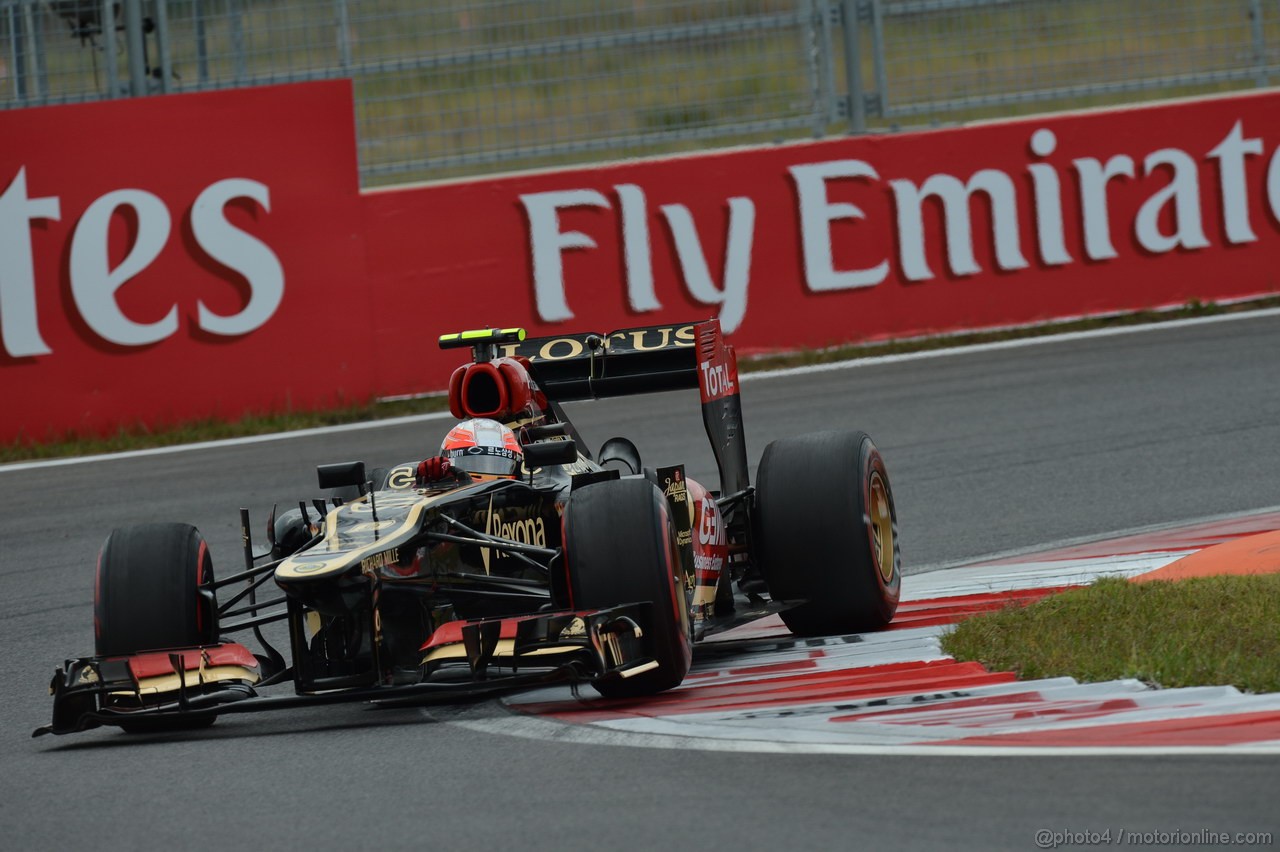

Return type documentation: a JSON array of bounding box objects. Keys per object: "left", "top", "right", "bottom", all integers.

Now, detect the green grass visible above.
[
  {"left": 941, "top": 575, "right": 1280, "bottom": 693},
  {"left": 4, "top": 295, "right": 1276, "bottom": 465}
]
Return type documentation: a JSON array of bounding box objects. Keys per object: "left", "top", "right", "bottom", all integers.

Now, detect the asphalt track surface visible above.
[{"left": 4, "top": 314, "right": 1280, "bottom": 850}]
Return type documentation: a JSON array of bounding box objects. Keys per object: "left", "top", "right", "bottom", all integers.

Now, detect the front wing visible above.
[{"left": 35, "top": 604, "right": 655, "bottom": 737}]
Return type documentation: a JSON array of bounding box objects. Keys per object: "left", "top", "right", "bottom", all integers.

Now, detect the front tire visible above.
[
  {"left": 95, "top": 523, "right": 220, "bottom": 732},
  {"left": 564, "top": 478, "right": 692, "bottom": 698},
  {"left": 755, "top": 430, "right": 900, "bottom": 636}
]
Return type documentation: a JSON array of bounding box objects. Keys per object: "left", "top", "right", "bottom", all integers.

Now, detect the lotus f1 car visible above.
[{"left": 37, "top": 320, "right": 901, "bottom": 736}]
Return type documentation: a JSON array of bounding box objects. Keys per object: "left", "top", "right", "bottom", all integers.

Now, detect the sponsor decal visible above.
[
  {"left": 662, "top": 466, "right": 693, "bottom": 547},
  {"left": 691, "top": 493, "right": 728, "bottom": 609},
  {"left": 558, "top": 617, "right": 586, "bottom": 639},
  {"left": 479, "top": 507, "right": 547, "bottom": 573},
  {"left": 698, "top": 495, "right": 726, "bottom": 547},
  {"left": 386, "top": 465, "right": 416, "bottom": 490},
  {"left": 698, "top": 360, "right": 737, "bottom": 400},
  {"left": 606, "top": 325, "right": 696, "bottom": 353},
  {"left": 693, "top": 553, "right": 724, "bottom": 576},
  {"left": 463, "top": 445, "right": 519, "bottom": 461},
  {"left": 663, "top": 469, "right": 688, "bottom": 499},
  {"left": 500, "top": 323, "right": 696, "bottom": 362},
  {"left": 486, "top": 513, "right": 547, "bottom": 546},
  {"left": 360, "top": 550, "right": 399, "bottom": 575},
  {"left": 658, "top": 464, "right": 695, "bottom": 598}
]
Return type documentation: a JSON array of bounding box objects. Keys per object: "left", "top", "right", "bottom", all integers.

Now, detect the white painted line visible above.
[
  {"left": 449, "top": 712, "right": 1280, "bottom": 757},
  {"left": 8, "top": 305, "right": 1280, "bottom": 474}
]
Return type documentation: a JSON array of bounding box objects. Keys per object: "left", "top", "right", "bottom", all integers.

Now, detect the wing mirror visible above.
[
  {"left": 598, "top": 436, "right": 642, "bottom": 475},
  {"left": 317, "top": 461, "right": 367, "bottom": 493},
  {"left": 523, "top": 440, "right": 578, "bottom": 468}
]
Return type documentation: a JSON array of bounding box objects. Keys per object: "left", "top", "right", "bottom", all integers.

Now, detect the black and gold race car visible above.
[{"left": 37, "top": 320, "right": 900, "bottom": 736}]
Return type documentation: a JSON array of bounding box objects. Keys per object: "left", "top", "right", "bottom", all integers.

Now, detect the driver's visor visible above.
[{"left": 443, "top": 446, "right": 521, "bottom": 477}]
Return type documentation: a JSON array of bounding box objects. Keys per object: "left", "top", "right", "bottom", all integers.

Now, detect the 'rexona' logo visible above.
[{"left": 480, "top": 512, "right": 546, "bottom": 573}]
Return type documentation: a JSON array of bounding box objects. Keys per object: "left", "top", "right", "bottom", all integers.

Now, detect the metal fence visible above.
[{"left": 4, "top": 1, "right": 1279, "bottom": 185}]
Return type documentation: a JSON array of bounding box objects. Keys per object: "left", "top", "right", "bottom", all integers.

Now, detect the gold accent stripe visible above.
[
  {"left": 420, "top": 639, "right": 584, "bottom": 666},
  {"left": 131, "top": 665, "right": 261, "bottom": 696},
  {"left": 277, "top": 489, "right": 456, "bottom": 580}
]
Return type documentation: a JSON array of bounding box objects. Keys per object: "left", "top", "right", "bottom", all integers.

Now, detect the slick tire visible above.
[
  {"left": 565, "top": 478, "right": 692, "bottom": 698},
  {"left": 755, "top": 430, "right": 901, "bottom": 636},
  {"left": 95, "top": 523, "right": 220, "bottom": 732}
]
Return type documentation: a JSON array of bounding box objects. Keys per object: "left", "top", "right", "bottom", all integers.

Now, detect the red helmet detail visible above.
[{"left": 440, "top": 418, "right": 523, "bottom": 479}]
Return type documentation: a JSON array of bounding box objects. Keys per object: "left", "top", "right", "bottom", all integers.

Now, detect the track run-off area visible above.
[
  {"left": 3, "top": 311, "right": 1279, "bottom": 849},
  {"left": 497, "top": 512, "right": 1280, "bottom": 755}
]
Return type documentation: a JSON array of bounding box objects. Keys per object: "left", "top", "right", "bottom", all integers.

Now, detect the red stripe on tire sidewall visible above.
[
  {"left": 196, "top": 538, "right": 208, "bottom": 634},
  {"left": 560, "top": 513, "right": 573, "bottom": 609}
]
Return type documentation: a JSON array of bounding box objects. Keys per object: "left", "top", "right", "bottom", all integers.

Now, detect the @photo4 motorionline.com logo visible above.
[{"left": 1034, "top": 828, "right": 1273, "bottom": 849}]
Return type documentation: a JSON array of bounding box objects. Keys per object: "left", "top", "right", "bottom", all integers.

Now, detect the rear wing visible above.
[
  {"left": 513, "top": 320, "right": 749, "bottom": 496},
  {"left": 510, "top": 323, "right": 698, "bottom": 400}
]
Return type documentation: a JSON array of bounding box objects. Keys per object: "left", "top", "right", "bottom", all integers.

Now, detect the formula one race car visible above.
[{"left": 37, "top": 320, "right": 900, "bottom": 736}]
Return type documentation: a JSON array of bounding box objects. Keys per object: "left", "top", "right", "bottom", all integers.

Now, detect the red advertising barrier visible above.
[
  {"left": 364, "top": 89, "right": 1280, "bottom": 397},
  {"left": 4, "top": 82, "right": 1280, "bottom": 442},
  {"left": 1, "top": 81, "right": 369, "bottom": 442}
]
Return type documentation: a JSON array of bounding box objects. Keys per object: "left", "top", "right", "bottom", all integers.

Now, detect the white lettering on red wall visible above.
[
  {"left": 520, "top": 119, "right": 1280, "bottom": 318},
  {"left": 790, "top": 159, "right": 888, "bottom": 291},
  {"left": 521, "top": 185, "right": 755, "bottom": 332},
  {"left": 358, "top": 90, "right": 1280, "bottom": 403},
  {"left": 191, "top": 178, "right": 285, "bottom": 337},
  {"left": 1, "top": 169, "right": 283, "bottom": 356},
  {"left": 8, "top": 81, "right": 1280, "bottom": 442},
  {"left": 0, "top": 80, "right": 370, "bottom": 443},
  {"left": 0, "top": 167, "right": 60, "bottom": 357}
]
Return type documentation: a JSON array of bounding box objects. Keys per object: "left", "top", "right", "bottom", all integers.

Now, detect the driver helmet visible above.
[{"left": 440, "top": 418, "right": 523, "bottom": 479}]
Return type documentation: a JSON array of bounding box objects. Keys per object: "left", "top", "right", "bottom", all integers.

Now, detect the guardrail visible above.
[{"left": 3, "top": 1, "right": 1278, "bottom": 185}]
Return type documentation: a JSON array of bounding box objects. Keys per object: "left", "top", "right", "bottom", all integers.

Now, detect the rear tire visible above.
[
  {"left": 95, "top": 523, "right": 220, "bottom": 732},
  {"left": 565, "top": 479, "right": 692, "bottom": 698},
  {"left": 755, "top": 431, "right": 900, "bottom": 636}
]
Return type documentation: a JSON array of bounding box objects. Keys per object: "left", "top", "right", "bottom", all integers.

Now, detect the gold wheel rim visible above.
[{"left": 868, "top": 471, "right": 896, "bottom": 584}]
